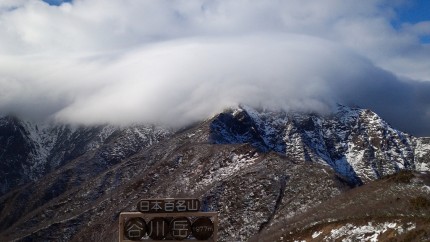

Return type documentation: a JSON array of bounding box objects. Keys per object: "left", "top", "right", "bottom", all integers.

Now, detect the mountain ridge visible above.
[
  {"left": 211, "top": 105, "right": 428, "bottom": 184},
  {"left": 0, "top": 105, "right": 429, "bottom": 241}
]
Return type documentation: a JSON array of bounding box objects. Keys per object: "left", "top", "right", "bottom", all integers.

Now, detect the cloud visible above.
[{"left": 0, "top": 0, "right": 429, "bottom": 135}]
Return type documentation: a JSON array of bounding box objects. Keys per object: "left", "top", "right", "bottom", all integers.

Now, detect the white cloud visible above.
[
  {"left": 0, "top": 0, "right": 429, "bottom": 135},
  {"left": 402, "top": 21, "right": 430, "bottom": 36}
]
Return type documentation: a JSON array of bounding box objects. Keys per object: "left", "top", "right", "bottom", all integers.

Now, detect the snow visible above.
[
  {"left": 192, "top": 152, "right": 259, "bottom": 192},
  {"left": 324, "top": 221, "right": 416, "bottom": 241},
  {"left": 422, "top": 185, "right": 430, "bottom": 193},
  {"left": 232, "top": 107, "right": 243, "bottom": 117},
  {"left": 311, "top": 231, "right": 322, "bottom": 238},
  {"left": 415, "top": 138, "right": 430, "bottom": 172},
  {"left": 100, "top": 125, "right": 117, "bottom": 141},
  {"left": 415, "top": 138, "right": 430, "bottom": 157},
  {"left": 416, "top": 162, "right": 430, "bottom": 171},
  {"left": 241, "top": 105, "right": 289, "bottom": 153},
  {"left": 21, "top": 120, "right": 63, "bottom": 180}
]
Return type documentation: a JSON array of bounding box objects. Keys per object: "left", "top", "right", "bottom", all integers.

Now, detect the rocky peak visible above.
[{"left": 209, "top": 105, "right": 427, "bottom": 185}]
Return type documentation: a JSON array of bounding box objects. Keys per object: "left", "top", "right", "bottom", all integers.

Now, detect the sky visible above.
[{"left": 0, "top": 0, "right": 430, "bottom": 136}]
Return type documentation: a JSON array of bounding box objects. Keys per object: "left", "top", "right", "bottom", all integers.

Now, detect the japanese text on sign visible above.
[{"left": 138, "top": 199, "right": 200, "bottom": 213}]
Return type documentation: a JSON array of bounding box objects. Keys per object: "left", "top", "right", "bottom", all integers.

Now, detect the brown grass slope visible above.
[{"left": 253, "top": 171, "right": 430, "bottom": 242}]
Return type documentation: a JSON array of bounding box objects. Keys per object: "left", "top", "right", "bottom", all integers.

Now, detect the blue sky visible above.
[
  {"left": 42, "top": 0, "right": 71, "bottom": 6},
  {"left": 2, "top": 0, "right": 430, "bottom": 135},
  {"left": 395, "top": 0, "right": 430, "bottom": 24},
  {"left": 393, "top": 0, "right": 430, "bottom": 43}
]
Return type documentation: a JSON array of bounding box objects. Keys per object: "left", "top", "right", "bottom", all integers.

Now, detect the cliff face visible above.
[
  {"left": 0, "top": 106, "right": 429, "bottom": 241},
  {"left": 211, "top": 105, "right": 427, "bottom": 184}
]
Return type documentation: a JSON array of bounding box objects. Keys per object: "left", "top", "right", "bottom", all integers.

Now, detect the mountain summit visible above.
[{"left": 212, "top": 105, "right": 429, "bottom": 184}]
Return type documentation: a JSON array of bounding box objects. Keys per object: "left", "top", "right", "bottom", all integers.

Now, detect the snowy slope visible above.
[
  {"left": 0, "top": 116, "right": 170, "bottom": 196},
  {"left": 211, "top": 105, "right": 427, "bottom": 185},
  {"left": 318, "top": 221, "right": 416, "bottom": 241},
  {"left": 415, "top": 137, "right": 430, "bottom": 171},
  {"left": 3, "top": 104, "right": 422, "bottom": 193}
]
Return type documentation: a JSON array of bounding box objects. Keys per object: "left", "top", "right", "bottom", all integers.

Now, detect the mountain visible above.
[
  {"left": 212, "top": 105, "right": 428, "bottom": 185},
  {"left": 0, "top": 116, "right": 170, "bottom": 196},
  {"left": 0, "top": 105, "right": 429, "bottom": 241}
]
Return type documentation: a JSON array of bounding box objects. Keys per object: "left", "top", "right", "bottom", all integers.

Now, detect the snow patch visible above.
[
  {"left": 312, "top": 231, "right": 322, "bottom": 238},
  {"left": 415, "top": 138, "right": 430, "bottom": 172},
  {"left": 192, "top": 152, "right": 259, "bottom": 192},
  {"left": 325, "top": 221, "right": 415, "bottom": 241}
]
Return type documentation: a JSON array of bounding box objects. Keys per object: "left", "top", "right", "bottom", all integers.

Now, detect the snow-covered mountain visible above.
[
  {"left": 0, "top": 105, "right": 429, "bottom": 241},
  {"left": 211, "top": 105, "right": 429, "bottom": 185},
  {"left": 0, "top": 116, "right": 170, "bottom": 195}
]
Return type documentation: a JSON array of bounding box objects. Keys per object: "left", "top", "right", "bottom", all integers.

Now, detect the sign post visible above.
[{"left": 119, "top": 198, "right": 218, "bottom": 241}]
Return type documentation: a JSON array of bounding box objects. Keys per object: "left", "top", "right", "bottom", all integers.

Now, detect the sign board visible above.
[{"left": 119, "top": 198, "right": 218, "bottom": 241}]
